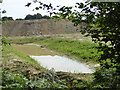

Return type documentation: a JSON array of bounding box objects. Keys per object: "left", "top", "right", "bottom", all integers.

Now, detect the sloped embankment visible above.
[{"left": 2, "top": 19, "right": 82, "bottom": 36}]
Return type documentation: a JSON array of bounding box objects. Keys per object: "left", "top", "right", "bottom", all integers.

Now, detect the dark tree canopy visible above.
[
  {"left": 15, "top": 18, "right": 24, "bottom": 20},
  {"left": 2, "top": 16, "right": 14, "bottom": 21},
  {"left": 24, "top": 13, "right": 50, "bottom": 20}
]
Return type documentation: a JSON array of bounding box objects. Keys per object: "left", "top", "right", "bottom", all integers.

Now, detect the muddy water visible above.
[
  {"left": 12, "top": 44, "right": 55, "bottom": 56},
  {"left": 12, "top": 44, "right": 94, "bottom": 73}
]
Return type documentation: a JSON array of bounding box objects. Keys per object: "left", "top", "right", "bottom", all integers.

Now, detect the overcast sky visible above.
[{"left": 0, "top": 0, "right": 85, "bottom": 19}]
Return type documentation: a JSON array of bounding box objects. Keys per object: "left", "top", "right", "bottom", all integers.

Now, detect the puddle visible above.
[{"left": 30, "top": 55, "right": 94, "bottom": 73}]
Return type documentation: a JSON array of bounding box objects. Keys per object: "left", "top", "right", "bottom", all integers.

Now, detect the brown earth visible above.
[{"left": 2, "top": 19, "right": 86, "bottom": 36}]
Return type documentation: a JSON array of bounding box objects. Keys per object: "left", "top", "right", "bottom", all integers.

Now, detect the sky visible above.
[{"left": 0, "top": 0, "right": 85, "bottom": 19}]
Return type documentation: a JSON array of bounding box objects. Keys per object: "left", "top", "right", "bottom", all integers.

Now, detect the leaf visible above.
[
  {"left": 73, "top": 80, "right": 78, "bottom": 83},
  {"left": 35, "top": 7, "right": 39, "bottom": 10}
]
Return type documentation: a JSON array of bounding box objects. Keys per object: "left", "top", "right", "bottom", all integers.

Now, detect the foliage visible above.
[
  {"left": 2, "top": 16, "right": 14, "bottom": 21},
  {"left": 31, "top": 0, "right": 120, "bottom": 72},
  {"left": 0, "top": 0, "right": 2, "bottom": 3},
  {"left": 91, "top": 68, "right": 120, "bottom": 89},
  {"left": 58, "top": 2, "right": 120, "bottom": 71},
  {"left": 28, "top": 1, "right": 120, "bottom": 88},
  {"left": 1, "top": 36, "right": 10, "bottom": 46},
  {"left": 74, "top": 68, "right": 120, "bottom": 89},
  {"left": 2, "top": 70, "right": 31, "bottom": 89},
  {"left": 1, "top": 13, "right": 50, "bottom": 21},
  {"left": 15, "top": 18, "right": 24, "bottom": 20},
  {"left": 78, "top": 2, "right": 120, "bottom": 71},
  {"left": 1, "top": 70, "right": 68, "bottom": 89},
  {"left": 24, "top": 13, "right": 50, "bottom": 20},
  {"left": 3, "top": 68, "right": 119, "bottom": 89}
]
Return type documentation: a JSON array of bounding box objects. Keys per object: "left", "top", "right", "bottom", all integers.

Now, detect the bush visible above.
[
  {"left": 1, "top": 70, "right": 68, "bottom": 89},
  {"left": 91, "top": 68, "right": 120, "bottom": 89}
]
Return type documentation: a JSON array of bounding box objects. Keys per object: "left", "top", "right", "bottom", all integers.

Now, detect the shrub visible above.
[{"left": 91, "top": 68, "right": 120, "bottom": 89}]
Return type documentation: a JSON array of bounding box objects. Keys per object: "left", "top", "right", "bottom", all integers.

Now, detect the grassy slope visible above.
[{"left": 2, "top": 45, "right": 46, "bottom": 70}]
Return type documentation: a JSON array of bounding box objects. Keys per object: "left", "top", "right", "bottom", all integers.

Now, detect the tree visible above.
[
  {"left": 24, "top": 13, "right": 50, "bottom": 20},
  {"left": 31, "top": 1, "right": 120, "bottom": 71},
  {"left": 0, "top": 0, "right": 2, "bottom": 3},
  {"left": 30, "top": 1, "right": 120, "bottom": 88},
  {"left": 42, "top": 15, "right": 50, "bottom": 19},
  {"left": 24, "top": 14, "right": 33, "bottom": 20},
  {"left": 34, "top": 13, "right": 42, "bottom": 19},
  {"left": 16, "top": 18, "right": 23, "bottom": 20},
  {"left": 2, "top": 16, "right": 14, "bottom": 21}
]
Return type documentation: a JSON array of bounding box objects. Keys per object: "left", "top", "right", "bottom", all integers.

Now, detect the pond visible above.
[
  {"left": 12, "top": 44, "right": 94, "bottom": 73},
  {"left": 30, "top": 55, "right": 94, "bottom": 73}
]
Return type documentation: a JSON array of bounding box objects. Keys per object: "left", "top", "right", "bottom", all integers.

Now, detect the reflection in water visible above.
[{"left": 30, "top": 55, "right": 94, "bottom": 73}]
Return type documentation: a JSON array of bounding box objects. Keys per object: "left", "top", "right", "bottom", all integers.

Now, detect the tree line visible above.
[{"left": 2, "top": 13, "right": 50, "bottom": 21}]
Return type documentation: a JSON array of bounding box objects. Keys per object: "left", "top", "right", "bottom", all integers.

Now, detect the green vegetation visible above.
[
  {"left": 2, "top": 45, "right": 44, "bottom": 69},
  {"left": 2, "top": 35, "right": 120, "bottom": 89},
  {"left": 1, "top": 69, "right": 68, "bottom": 89},
  {"left": 8, "top": 36, "right": 46, "bottom": 44},
  {"left": 1, "top": 37, "right": 68, "bottom": 89},
  {"left": 36, "top": 38, "right": 101, "bottom": 63},
  {"left": 24, "top": 13, "right": 50, "bottom": 20},
  {"left": 50, "top": 1, "right": 120, "bottom": 71},
  {"left": 2, "top": 13, "right": 50, "bottom": 21},
  {"left": 92, "top": 68, "right": 120, "bottom": 88},
  {"left": 33, "top": 1, "right": 120, "bottom": 89},
  {"left": 1, "top": 36, "right": 94, "bottom": 89},
  {"left": 8, "top": 36, "right": 100, "bottom": 63},
  {"left": 2, "top": 16, "right": 14, "bottom": 21},
  {"left": 2, "top": 2, "right": 120, "bottom": 87}
]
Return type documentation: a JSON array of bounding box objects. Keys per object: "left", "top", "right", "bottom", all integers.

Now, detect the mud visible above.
[{"left": 11, "top": 44, "right": 55, "bottom": 56}]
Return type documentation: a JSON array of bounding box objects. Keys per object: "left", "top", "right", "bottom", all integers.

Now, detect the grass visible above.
[
  {"left": 1, "top": 36, "right": 103, "bottom": 89},
  {"left": 2, "top": 45, "right": 69, "bottom": 89},
  {"left": 8, "top": 36, "right": 46, "bottom": 44},
  {"left": 7, "top": 36, "right": 101, "bottom": 63},
  {"left": 35, "top": 38, "right": 101, "bottom": 63},
  {"left": 2, "top": 45, "right": 46, "bottom": 70}
]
